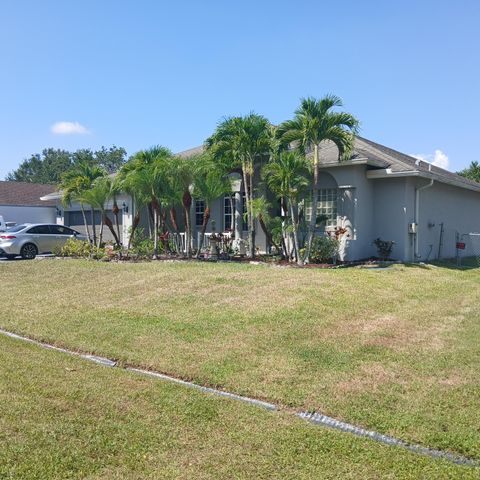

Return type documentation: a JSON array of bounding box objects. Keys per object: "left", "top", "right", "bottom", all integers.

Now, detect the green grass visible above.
[
  {"left": 1, "top": 259, "right": 479, "bottom": 463},
  {"left": 0, "top": 334, "right": 477, "bottom": 479}
]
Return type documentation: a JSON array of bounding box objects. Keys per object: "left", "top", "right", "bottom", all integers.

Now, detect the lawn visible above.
[
  {"left": 1, "top": 259, "right": 479, "bottom": 465},
  {"left": 0, "top": 334, "right": 476, "bottom": 479}
]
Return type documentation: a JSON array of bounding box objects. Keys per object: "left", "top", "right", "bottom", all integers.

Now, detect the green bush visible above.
[
  {"left": 55, "top": 238, "right": 105, "bottom": 259},
  {"left": 300, "top": 235, "right": 339, "bottom": 264},
  {"left": 129, "top": 228, "right": 156, "bottom": 257}
]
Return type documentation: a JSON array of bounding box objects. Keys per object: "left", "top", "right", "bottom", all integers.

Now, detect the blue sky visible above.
[{"left": 1, "top": 0, "right": 479, "bottom": 179}]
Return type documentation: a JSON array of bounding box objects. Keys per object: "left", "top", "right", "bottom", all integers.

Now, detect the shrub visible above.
[
  {"left": 129, "top": 228, "right": 155, "bottom": 257},
  {"left": 373, "top": 238, "right": 395, "bottom": 260},
  {"left": 55, "top": 238, "right": 105, "bottom": 259},
  {"left": 300, "top": 235, "right": 339, "bottom": 264}
]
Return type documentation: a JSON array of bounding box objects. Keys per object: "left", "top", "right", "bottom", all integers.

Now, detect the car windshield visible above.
[{"left": 6, "top": 224, "right": 28, "bottom": 232}]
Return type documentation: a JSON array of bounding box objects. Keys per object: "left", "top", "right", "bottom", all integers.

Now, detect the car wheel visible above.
[{"left": 20, "top": 243, "right": 38, "bottom": 260}]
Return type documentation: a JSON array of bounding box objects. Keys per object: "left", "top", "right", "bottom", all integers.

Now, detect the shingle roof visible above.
[
  {"left": 176, "top": 145, "right": 205, "bottom": 158},
  {"left": 0, "top": 181, "right": 57, "bottom": 206},
  {"left": 176, "top": 136, "right": 480, "bottom": 192},
  {"left": 354, "top": 137, "right": 480, "bottom": 190}
]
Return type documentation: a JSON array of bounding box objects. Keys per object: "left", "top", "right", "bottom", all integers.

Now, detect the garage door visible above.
[{"left": 65, "top": 210, "right": 121, "bottom": 242}]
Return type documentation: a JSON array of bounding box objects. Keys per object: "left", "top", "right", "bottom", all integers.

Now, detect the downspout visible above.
[{"left": 414, "top": 178, "right": 434, "bottom": 260}]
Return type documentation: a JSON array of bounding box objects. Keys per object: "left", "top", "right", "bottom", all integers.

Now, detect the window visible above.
[
  {"left": 224, "top": 196, "right": 234, "bottom": 231},
  {"left": 27, "top": 225, "right": 51, "bottom": 234},
  {"left": 305, "top": 189, "right": 338, "bottom": 227},
  {"left": 6, "top": 224, "right": 28, "bottom": 232},
  {"left": 50, "top": 225, "right": 76, "bottom": 235},
  {"left": 223, "top": 194, "right": 248, "bottom": 231},
  {"left": 195, "top": 200, "right": 205, "bottom": 227}
]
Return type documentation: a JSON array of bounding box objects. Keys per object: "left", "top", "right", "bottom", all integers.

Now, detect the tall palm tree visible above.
[
  {"left": 117, "top": 146, "right": 173, "bottom": 257},
  {"left": 59, "top": 162, "right": 106, "bottom": 244},
  {"left": 168, "top": 155, "right": 196, "bottom": 257},
  {"left": 263, "top": 151, "right": 310, "bottom": 266},
  {"left": 206, "top": 113, "right": 273, "bottom": 258},
  {"left": 116, "top": 160, "right": 151, "bottom": 253},
  {"left": 82, "top": 176, "right": 121, "bottom": 247},
  {"left": 192, "top": 155, "right": 232, "bottom": 258},
  {"left": 276, "top": 95, "right": 358, "bottom": 262}
]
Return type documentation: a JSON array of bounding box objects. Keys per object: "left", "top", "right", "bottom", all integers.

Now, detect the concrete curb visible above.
[{"left": 0, "top": 327, "right": 477, "bottom": 468}]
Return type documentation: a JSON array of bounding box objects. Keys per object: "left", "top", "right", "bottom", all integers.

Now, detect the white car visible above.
[{"left": 0, "top": 223, "right": 87, "bottom": 259}]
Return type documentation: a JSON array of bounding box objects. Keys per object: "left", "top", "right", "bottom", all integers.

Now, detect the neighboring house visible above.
[
  {"left": 40, "top": 136, "right": 480, "bottom": 262},
  {"left": 40, "top": 190, "right": 131, "bottom": 244},
  {"left": 0, "top": 181, "right": 57, "bottom": 226}
]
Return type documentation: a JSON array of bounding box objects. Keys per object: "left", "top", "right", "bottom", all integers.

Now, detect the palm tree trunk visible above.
[
  {"left": 289, "top": 200, "right": 303, "bottom": 266},
  {"left": 97, "top": 212, "right": 104, "bottom": 249},
  {"left": 242, "top": 165, "right": 253, "bottom": 258},
  {"left": 258, "top": 214, "right": 279, "bottom": 253},
  {"left": 305, "top": 143, "right": 319, "bottom": 263},
  {"left": 153, "top": 208, "right": 158, "bottom": 259},
  {"left": 169, "top": 207, "right": 181, "bottom": 254},
  {"left": 91, "top": 206, "right": 97, "bottom": 246},
  {"left": 196, "top": 207, "right": 210, "bottom": 259},
  {"left": 112, "top": 199, "right": 121, "bottom": 246},
  {"left": 80, "top": 204, "right": 91, "bottom": 242},
  {"left": 182, "top": 190, "right": 192, "bottom": 257},
  {"left": 104, "top": 214, "right": 120, "bottom": 246},
  {"left": 249, "top": 169, "right": 256, "bottom": 257},
  {"left": 127, "top": 211, "right": 140, "bottom": 253},
  {"left": 147, "top": 203, "right": 154, "bottom": 239}
]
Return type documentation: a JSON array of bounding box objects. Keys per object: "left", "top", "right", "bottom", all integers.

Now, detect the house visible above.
[
  {"left": 175, "top": 137, "right": 480, "bottom": 262},
  {"left": 0, "top": 181, "right": 57, "bottom": 227},
  {"left": 41, "top": 136, "right": 480, "bottom": 262}
]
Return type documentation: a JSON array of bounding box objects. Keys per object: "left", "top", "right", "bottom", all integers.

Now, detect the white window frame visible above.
[
  {"left": 195, "top": 200, "right": 205, "bottom": 227},
  {"left": 305, "top": 188, "right": 338, "bottom": 228}
]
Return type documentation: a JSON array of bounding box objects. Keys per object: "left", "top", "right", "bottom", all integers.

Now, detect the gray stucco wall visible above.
[
  {"left": 321, "top": 165, "right": 377, "bottom": 260},
  {"left": 415, "top": 179, "right": 480, "bottom": 261},
  {"left": 372, "top": 177, "right": 412, "bottom": 261},
  {"left": 372, "top": 176, "right": 480, "bottom": 262}
]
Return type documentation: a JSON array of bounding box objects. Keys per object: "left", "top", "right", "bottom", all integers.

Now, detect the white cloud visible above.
[
  {"left": 51, "top": 121, "right": 90, "bottom": 135},
  {"left": 411, "top": 149, "right": 449, "bottom": 170}
]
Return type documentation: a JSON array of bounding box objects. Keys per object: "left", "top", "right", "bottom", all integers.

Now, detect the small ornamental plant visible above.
[{"left": 373, "top": 238, "right": 395, "bottom": 260}]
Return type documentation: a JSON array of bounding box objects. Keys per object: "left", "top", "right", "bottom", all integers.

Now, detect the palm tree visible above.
[
  {"left": 192, "top": 155, "right": 232, "bottom": 258},
  {"left": 116, "top": 160, "right": 151, "bottom": 253},
  {"left": 59, "top": 162, "right": 106, "bottom": 244},
  {"left": 110, "top": 177, "right": 123, "bottom": 245},
  {"left": 82, "top": 176, "right": 120, "bottom": 247},
  {"left": 263, "top": 152, "right": 310, "bottom": 266},
  {"left": 276, "top": 95, "right": 358, "bottom": 262},
  {"left": 148, "top": 147, "right": 174, "bottom": 258},
  {"left": 168, "top": 155, "right": 196, "bottom": 257},
  {"left": 206, "top": 113, "right": 273, "bottom": 258},
  {"left": 249, "top": 197, "right": 280, "bottom": 254},
  {"left": 117, "top": 146, "right": 173, "bottom": 257}
]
